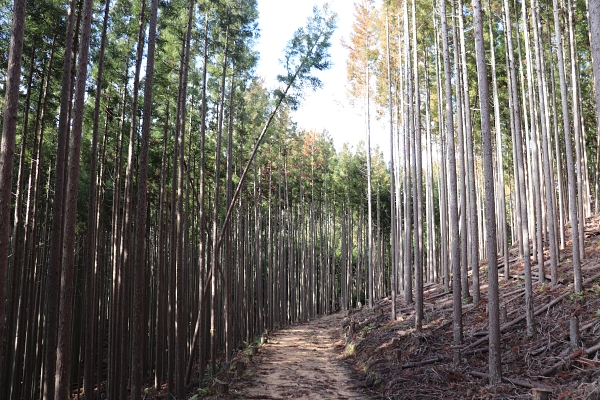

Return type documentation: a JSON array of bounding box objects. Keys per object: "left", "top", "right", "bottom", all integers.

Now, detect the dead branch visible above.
[
  {"left": 540, "top": 348, "right": 584, "bottom": 377},
  {"left": 470, "top": 370, "right": 555, "bottom": 391},
  {"left": 463, "top": 292, "right": 570, "bottom": 351},
  {"left": 401, "top": 355, "right": 446, "bottom": 369}
]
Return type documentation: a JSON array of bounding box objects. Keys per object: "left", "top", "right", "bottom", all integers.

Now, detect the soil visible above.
[{"left": 227, "top": 313, "right": 371, "bottom": 399}]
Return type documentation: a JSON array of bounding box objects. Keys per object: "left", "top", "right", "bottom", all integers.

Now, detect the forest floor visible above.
[
  {"left": 328, "top": 215, "right": 600, "bottom": 400},
  {"left": 224, "top": 312, "right": 370, "bottom": 399},
  {"left": 196, "top": 216, "right": 600, "bottom": 399}
]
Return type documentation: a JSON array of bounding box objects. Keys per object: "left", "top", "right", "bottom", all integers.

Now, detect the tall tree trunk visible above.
[
  {"left": 174, "top": 2, "right": 193, "bottom": 395},
  {"left": 472, "top": 0, "right": 501, "bottom": 384},
  {"left": 211, "top": 24, "right": 230, "bottom": 375},
  {"left": 186, "top": 11, "right": 210, "bottom": 386},
  {"left": 119, "top": 2, "right": 147, "bottom": 395},
  {"left": 589, "top": 0, "right": 600, "bottom": 214},
  {"left": 458, "top": 0, "right": 479, "bottom": 303},
  {"left": 0, "top": 0, "right": 27, "bottom": 393},
  {"left": 440, "top": 0, "right": 462, "bottom": 345},
  {"left": 451, "top": 0, "right": 469, "bottom": 301},
  {"left": 3, "top": 45, "right": 34, "bottom": 399},
  {"left": 386, "top": 11, "right": 397, "bottom": 321},
  {"left": 412, "top": 0, "right": 424, "bottom": 329},
  {"left": 131, "top": 0, "right": 158, "bottom": 397},
  {"left": 403, "top": 2, "right": 413, "bottom": 306},
  {"left": 55, "top": 0, "right": 94, "bottom": 395},
  {"left": 504, "top": 0, "right": 534, "bottom": 335},
  {"left": 522, "top": 0, "right": 545, "bottom": 285},
  {"left": 84, "top": 0, "right": 110, "bottom": 395},
  {"left": 225, "top": 71, "right": 236, "bottom": 363},
  {"left": 488, "top": 4, "right": 509, "bottom": 282},
  {"left": 43, "top": 1, "right": 76, "bottom": 396},
  {"left": 424, "top": 52, "right": 437, "bottom": 284},
  {"left": 366, "top": 65, "right": 374, "bottom": 309},
  {"left": 434, "top": 20, "right": 450, "bottom": 292},
  {"left": 552, "top": 0, "right": 582, "bottom": 292},
  {"left": 531, "top": 0, "right": 558, "bottom": 284},
  {"left": 567, "top": 0, "right": 586, "bottom": 262}
]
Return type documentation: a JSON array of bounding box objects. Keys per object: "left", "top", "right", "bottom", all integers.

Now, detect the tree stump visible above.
[
  {"left": 236, "top": 361, "right": 245, "bottom": 377},
  {"left": 453, "top": 349, "right": 461, "bottom": 366},
  {"left": 217, "top": 382, "right": 229, "bottom": 394},
  {"left": 570, "top": 316, "right": 580, "bottom": 350},
  {"left": 532, "top": 388, "right": 551, "bottom": 400}
]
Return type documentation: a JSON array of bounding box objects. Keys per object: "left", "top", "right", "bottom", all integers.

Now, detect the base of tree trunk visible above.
[
  {"left": 453, "top": 349, "right": 461, "bottom": 366},
  {"left": 217, "top": 382, "right": 229, "bottom": 394},
  {"left": 532, "top": 388, "right": 551, "bottom": 400},
  {"left": 236, "top": 361, "right": 245, "bottom": 377}
]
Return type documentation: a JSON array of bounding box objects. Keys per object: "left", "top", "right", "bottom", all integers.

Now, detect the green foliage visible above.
[{"left": 275, "top": 4, "right": 337, "bottom": 110}]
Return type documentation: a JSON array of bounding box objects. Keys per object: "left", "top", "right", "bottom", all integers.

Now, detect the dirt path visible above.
[{"left": 229, "top": 313, "right": 368, "bottom": 399}]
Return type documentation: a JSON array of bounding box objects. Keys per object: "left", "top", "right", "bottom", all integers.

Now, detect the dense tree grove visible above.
[{"left": 2, "top": 0, "right": 600, "bottom": 397}]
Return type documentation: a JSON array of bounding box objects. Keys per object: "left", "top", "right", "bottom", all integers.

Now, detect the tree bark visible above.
[
  {"left": 472, "top": 0, "right": 502, "bottom": 384},
  {"left": 130, "top": 0, "right": 158, "bottom": 397},
  {"left": 440, "top": 0, "right": 463, "bottom": 345},
  {"left": 84, "top": 0, "right": 110, "bottom": 396},
  {"left": 55, "top": 0, "right": 94, "bottom": 396},
  {"left": 43, "top": 1, "right": 76, "bottom": 397},
  {"left": 552, "top": 0, "right": 582, "bottom": 292},
  {"left": 0, "top": 0, "right": 27, "bottom": 393}
]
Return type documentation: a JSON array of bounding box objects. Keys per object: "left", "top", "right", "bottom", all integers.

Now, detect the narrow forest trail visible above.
[{"left": 229, "top": 313, "right": 369, "bottom": 399}]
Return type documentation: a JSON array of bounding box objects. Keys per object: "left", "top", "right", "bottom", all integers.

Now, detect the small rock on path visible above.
[{"left": 229, "top": 312, "right": 369, "bottom": 399}]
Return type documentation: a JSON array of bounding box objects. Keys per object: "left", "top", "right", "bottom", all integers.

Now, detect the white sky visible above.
[{"left": 255, "top": 0, "right": 389, "bottom": 159}]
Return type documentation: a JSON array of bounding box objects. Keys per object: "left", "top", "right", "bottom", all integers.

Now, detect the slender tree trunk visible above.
[
  {"left": 488, "top": 6, "right": 509, "bottom": 282},
  {"left": 521, "top": 0, "right": 545, "bottom": 286},
  {"left": 367, "top": 64, "right": 374, "bottom": 309},
  {"left": 386, "top": 11, "right": 397, "bottom": 321},
  {"left": 131, "top": 0, "right": 158, "bottom": 397},
  {"left": 186, "top": 11, "right": 210, "bottom": 386},
  {"left": 434, "top": 20, "right": 449, "bottom": 292},
  {"left": 451, "top": 1, "right": 469, "bottom": 301},
  {"left": 84, "top": 0, "right": 110, "bottom": 395},
  {"left": 424, "top": 52, "right": 437, "bottom": 284},
  {"left": 504, "top": 0, "right": 534, "bottom": 334},
  {"left": 552, "top": 0, "right": 582, "bottom": 292},
  {"left": 43, "top": 1, "right": 76, "bottom": 397},
  {"left": 567, "top": 0, "right": 586, "bottom": 262},
  {"left": 225, "top": 71, "right": 236, "bottom": 362},
  {"left": 589, "top": 0, "right": 600, "bottom": 214},
  {"left": 211, "top": 25, "right": 230, "bottom": 375},
  {"left": 403, "top": 2, "right": 413, "bottom": 306},
  {"left": 531, "top": 0, "right": 558, "bottom": 284},
  {"left": 0, "top": 0, "right": 27, "bottom": 393},
  {"left": 458, "top": 0, "right": 479, "bottom": 303},
  {"left": 472, "top": 0, "right": 501, "bottom": 384},
  {"left": 55, "top": 0, "right": 94, "bottom": 395},
  {"left": 412, "top": 0, "right": 424, "bottom": 329},
  {"left": 440, "top": 0, "right": 462, "bottom": 345}
]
